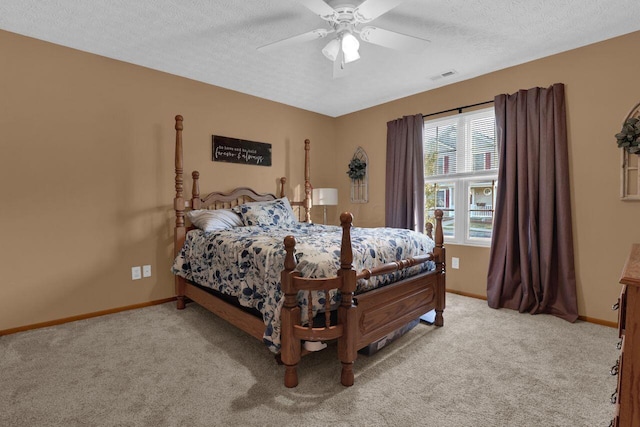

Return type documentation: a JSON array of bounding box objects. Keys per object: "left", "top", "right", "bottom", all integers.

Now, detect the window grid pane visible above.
[
  {"left": 424, "top": 123, "right": 457, "bottom": 177},
  {"left": 467, "top": 115, "right": 498, "bottom": 173},
  {"left": 425, "top": 182, "right": 455, "bottom": 238},
  {"left": 467, "top": 180, "right": 496, "bottom": 240}
]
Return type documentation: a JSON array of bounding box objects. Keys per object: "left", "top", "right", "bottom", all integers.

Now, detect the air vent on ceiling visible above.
[{"left": 429, "top": 69, "right": 457, "bottom": 81}]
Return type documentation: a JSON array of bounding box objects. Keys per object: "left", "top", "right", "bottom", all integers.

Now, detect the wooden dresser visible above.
[{"left": 612, "top": 244, "right": 640, "bottom": 426}]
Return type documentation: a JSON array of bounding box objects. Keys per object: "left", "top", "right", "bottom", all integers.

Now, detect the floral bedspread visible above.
[{"left": 171, "top": 223, "right": 435, "bottom": 353}]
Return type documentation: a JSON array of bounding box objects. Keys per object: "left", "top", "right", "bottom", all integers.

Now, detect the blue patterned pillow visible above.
[{"left": 232, "top": 198, "right": 297, "bottom": 226}]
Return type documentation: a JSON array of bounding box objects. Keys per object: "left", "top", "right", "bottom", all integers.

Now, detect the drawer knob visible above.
[
  {"left": 612, "top": 301, "right": 620, "bottom": 311},
  {"left": 610, "top": 360, "right": 619, "bottom": 376}
]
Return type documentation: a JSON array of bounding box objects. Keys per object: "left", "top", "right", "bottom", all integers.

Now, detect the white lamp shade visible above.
[
  {"left": 312, "top": 188, "right": 338, "bottom": 206},
  {"left": 341, "top": 32, "right": 360, "bottom": 63},
  {"left": 322, "top": 39, "right": 340, "bottom": 61}
]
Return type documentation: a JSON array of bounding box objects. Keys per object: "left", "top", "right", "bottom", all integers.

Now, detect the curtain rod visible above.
[{"left": 422, "top": 99, "right": 494, "bottom": 119}]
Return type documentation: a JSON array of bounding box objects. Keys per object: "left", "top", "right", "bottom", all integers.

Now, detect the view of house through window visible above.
[{"left": 423, "top": 107, "right": 498, "bottom": 246}]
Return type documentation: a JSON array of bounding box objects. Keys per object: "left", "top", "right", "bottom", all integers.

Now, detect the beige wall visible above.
[
  {"left": 334, "top": 31, "right": 640, "bottom": 323},
  {"left": 0, "top": 30, "right": 335, "bottom": 330},
  {"left": 2, "top": 28, "right": 639, "bottom": 331}
]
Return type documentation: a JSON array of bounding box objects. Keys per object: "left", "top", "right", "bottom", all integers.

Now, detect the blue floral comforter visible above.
[{"left": 171, "top": 223, "right": 435, "bottom": 353}]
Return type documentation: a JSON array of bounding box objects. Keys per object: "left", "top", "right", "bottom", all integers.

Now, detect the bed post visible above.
[
  {"left": 281, "top": 236, "right": 301, "bottom": 388},
  {"left": 303, "top": 139, "right": 312, "bottom": 223},
  {"left": 174, "top": 115, "right": 187, "bottom": 310},
  {"left": 191, "top": 171, "right": 201, "bottom": 210},
  {"left": 337, "top": 212, "right": 357, "bottom": 387},
  {"left": 279, "top": 177, "right": 286, "bottom": 198},
  {"left": 433, "top": 209, "right": 446, "bottom": 326}
]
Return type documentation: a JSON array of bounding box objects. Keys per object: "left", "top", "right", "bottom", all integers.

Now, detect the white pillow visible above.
[
  {"left": 186, "top": 209, "right": 243, "bottom": 232},
  {"left": 280, "top": 197, "right": 297, "bottom": 221}
]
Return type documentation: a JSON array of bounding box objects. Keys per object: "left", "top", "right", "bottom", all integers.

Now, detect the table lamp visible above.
[{"left": 312, "top": 188, "right": 338, "bottom": 224}]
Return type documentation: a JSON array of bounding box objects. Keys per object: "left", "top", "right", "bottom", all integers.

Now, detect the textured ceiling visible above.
[{"left": 2, "top": 0, "right": 640, "bottom": 117}]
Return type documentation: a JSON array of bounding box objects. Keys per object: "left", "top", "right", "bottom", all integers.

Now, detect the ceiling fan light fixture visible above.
[
  {"left": 341, "top": 32, "right": 360, "bottom": 63},
  {"left": 264, "top": 0, "right": 429, "bottom": 75},
  {"left": 322, "top": 38, "right": 340, "bottom": 61}
]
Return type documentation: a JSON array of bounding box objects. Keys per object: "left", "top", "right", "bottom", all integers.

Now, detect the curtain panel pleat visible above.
[
  {"left": 487, "top": 83, "right": 578, "bottom": 322},
  {"left": 385, "top": 114, "right": 424, "bottom": 232}
]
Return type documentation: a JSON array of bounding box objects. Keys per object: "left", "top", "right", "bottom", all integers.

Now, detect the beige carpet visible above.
[{"left": 0, "top": 293, "right": 618, "bottom": 426}]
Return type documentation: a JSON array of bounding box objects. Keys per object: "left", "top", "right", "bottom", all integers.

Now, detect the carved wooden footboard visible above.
[{"left": 280, "top": 211, "right": 445, "bottom": 387}]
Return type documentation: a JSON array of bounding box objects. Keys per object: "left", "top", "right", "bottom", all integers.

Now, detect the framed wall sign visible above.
[{"left": 212, "top": 135, "right": 272, "bottom": 167}]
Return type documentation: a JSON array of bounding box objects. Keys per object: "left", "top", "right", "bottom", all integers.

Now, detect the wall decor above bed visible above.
[{"left": 212, "top": 135, "right": 272, "bottom": 166}]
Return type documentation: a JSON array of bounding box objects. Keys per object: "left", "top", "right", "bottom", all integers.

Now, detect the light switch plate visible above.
[
  {"left": 132, "top": 266, "right": 142, "bottom": 280},
  {"left": 142, "top": 265, "right": 152, "bottom": 278}
]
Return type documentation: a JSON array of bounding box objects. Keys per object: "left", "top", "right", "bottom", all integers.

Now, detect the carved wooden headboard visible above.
[{"left": 189, "top": 171, "right": 284, "bottom": 211}]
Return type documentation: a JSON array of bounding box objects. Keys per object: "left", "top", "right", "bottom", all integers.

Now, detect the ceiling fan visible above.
[{"left": 258, "top": 0, "right": 430, "bottom": 77}]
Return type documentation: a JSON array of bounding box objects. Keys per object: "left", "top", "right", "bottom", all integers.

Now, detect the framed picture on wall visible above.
[{"left": 212, "top": 135, "right": 272, "bottom": 167}]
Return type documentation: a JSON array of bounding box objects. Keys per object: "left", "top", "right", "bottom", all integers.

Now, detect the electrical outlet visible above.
[
  {"left": 451, "top": 257, "right": 460, "bottom": 269},
  {"left": 143, "top": 265, "right": 152, "bottom": 278},
  {"left": 131, "top": 266, "right": 142, "bottom": 280}
]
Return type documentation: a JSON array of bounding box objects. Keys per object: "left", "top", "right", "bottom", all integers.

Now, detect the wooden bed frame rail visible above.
[{"left": 172, "top": 114, "right": 445, "bottom": 388}]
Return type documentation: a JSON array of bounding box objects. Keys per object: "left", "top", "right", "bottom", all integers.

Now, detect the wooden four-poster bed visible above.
[{"left": 171, "top": 115, "right": 446, "bottom": 387}]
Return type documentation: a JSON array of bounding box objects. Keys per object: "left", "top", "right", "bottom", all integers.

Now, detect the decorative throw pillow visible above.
[
  {"left": 280, "top": 197, "right": 298, "bottom": 222},
  {"left": 186, "top": 209, "right": 243, "bottom": 232},
  {"left": 232, "top": 198, "right": 298, "bottom": 226}
]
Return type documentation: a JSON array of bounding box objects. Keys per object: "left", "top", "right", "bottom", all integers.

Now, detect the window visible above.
[{"left": 424, "top": 108, "right": 498, "bottom": 246}]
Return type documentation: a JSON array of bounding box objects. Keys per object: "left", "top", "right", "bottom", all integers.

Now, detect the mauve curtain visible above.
[
  {"left": 487, "top": 83, "right": 578, "bottom": 322},
  {"left": 385, "top": 114, "right": 425, "bottom": 232}
]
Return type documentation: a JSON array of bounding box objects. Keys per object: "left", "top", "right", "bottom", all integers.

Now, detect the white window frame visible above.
[{"left": 424, "top": 107, "right": 497, "bottom": 247}]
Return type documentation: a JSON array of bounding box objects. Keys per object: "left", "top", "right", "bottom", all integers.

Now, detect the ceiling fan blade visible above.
[
  {"left": 353, "top": 0, "right": 407, "bottom": 23},
  {"left": 258, "top": 28, "right": 332, "bottom": 52},
  {"left": 299, "top": 0, "right": 339, "bottom": 21},
  {"left": 359, "top": 26, "right": 430, "bottom": 53}
]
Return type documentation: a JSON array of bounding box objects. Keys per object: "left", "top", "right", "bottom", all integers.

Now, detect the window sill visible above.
[{"left": 445, "top": 240, "right": 492, "bottom": 249}]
